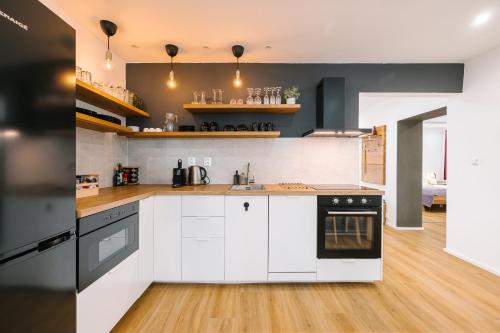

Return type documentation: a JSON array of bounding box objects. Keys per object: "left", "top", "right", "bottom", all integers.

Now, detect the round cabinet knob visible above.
[
  {"left": 361, "top": 198, "right": 368, "bottom": 204},
  {"left": 347, "top": 198, "right": 354, "bottom": 204},
  {"left": 244, "top": 202, "right": 249, "bottom": 211},
  {"left": 332, "top": 198, "right": 340, "bottom": 205}
]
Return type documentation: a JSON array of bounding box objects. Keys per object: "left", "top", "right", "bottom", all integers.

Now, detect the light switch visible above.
[
  {"left": 188, "top": 157, "right": 196, "bottom": 166},
  {"left": 472, "top": 156, "right": 480, "bottom": 166},
  {"left": 203, "top": 157, "right": 212, "bottom": 167}
]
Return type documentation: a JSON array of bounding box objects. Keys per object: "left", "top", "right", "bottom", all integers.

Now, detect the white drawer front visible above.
[
  {"left": 317, "top": 259, "right": 381, "bottom": 282},
  {"left": 182, "top": 237, "right": 224, "bottom": 281},
  {"left": 182, "top": 195, "right": 225, "bottom": 216},
  {"left": 268, "top": 272, "right": 316, "bottom": 282},
  {"left": 182, "top": 217, "right": 225, "bottom": 238}
]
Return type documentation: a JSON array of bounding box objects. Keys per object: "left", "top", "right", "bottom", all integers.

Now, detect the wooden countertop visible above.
[{"left": 76, "top": 184, "right": 384, "bottom": 218}]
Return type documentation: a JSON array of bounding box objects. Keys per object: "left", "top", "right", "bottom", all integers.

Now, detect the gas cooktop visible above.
[{"left": 310, "top": 184, "right": 373, "bottom": 190}]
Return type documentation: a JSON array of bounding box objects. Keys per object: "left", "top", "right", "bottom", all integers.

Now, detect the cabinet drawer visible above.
[
  {"left": 182, "top": 217, "right": 224, "bottom": 238},
  {"left": 182, "top": 238, "right": 224, "bottom": 281},
  {"left": 182, "top": 196, "right": 224, "bottom": 217},
  {"left": 317, "top": 259, "right": 381, "bottom": 282},
  {"left": 77, "top": 252, "right": 139, "bottom": 333}
]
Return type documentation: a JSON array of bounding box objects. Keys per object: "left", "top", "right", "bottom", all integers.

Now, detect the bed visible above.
[{"left": 422, "top": 184, "right": 447, "bottom": 208}]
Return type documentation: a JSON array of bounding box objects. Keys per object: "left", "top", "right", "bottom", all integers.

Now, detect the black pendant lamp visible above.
[
  {"left": 165, "top": 44, "right": 178, "bottom": 89},
  {"left": 232, "top": 45, "right": 244, "bottom": 87},
  {"left": 100, "top": 20, "right": 117, "bottom": 71}
]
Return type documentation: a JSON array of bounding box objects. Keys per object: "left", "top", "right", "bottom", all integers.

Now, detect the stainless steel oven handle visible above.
[{"left": 327, "top": 211, "right": 378, "bottom": 215}]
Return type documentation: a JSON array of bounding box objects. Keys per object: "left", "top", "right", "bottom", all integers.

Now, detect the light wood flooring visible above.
[
  {"left": 112, "top": 222, "right": 500, "bottom": 333},
  {"left": 422, "top": 207, "right": 446, "bottom": 224}
]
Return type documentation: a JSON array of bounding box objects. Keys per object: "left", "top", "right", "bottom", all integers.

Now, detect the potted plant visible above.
[{"left": 284, "top": 86, "right": 300, "bottom": 104}]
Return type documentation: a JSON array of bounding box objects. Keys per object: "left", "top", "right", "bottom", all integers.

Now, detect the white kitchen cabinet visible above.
[
  {"left": 182, "top": 195, "right": 224, "bottom": 216},
  {"left": 138, "top": 197, "right": 154, "bottom": 295},
  {"left": 269, "top": 196, "right": 317, "bottom": 273},
  {"left": 225, "top": 196, "right": 268, "bottom": 281},
  {"left": 182, "top": 216, "right": 225, "bottom": 238},
  {"left": 154, "top": 196, "right": 182, "bottom": 281},
  {"left": 77, "top": 252, "right": 139, "bottom": 333},
  {"left": 182, "top": 237, "right": 225, "bottom": 281}
]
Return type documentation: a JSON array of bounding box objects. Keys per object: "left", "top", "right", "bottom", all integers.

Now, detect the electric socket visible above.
[
  {"left": 203, "top": 157, "right": 212, "bottom": 167},
  {"left": 188, "top": 157, "right": 196, "bottom": 166}
]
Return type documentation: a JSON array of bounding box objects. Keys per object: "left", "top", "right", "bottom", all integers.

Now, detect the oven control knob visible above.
[
  {"left": 332, "top": 198, "right": 340, "bottom": 205},
  {"left": 361, "top": 198, "right": 368, "bottom": 204},
  {"left": 347, "top": 198, "right": 354, "bottom": 204}
]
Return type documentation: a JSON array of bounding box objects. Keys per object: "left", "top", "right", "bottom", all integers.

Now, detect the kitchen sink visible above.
[{"left": 230, "top": 184, "right": 265, "bottom": 191}]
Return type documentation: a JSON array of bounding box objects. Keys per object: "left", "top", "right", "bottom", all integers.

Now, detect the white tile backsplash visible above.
[
  {"left": 76, "top": 128, "right": 128, "bottom": 187},
  {"left": 126, "top": 138, "right": 360, "bottom": 185}
]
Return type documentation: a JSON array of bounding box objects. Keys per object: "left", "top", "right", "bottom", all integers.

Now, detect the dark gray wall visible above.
[
  {"left": 396, "top": 107, "right": 447, "bottom": 228},
  {"left": 126, "top": 63, "right": 463, "bottom": 137}
]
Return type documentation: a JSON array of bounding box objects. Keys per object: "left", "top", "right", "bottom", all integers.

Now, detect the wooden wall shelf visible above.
[
  {"left": 183, "top": 104, "right": 300, "bottom": 114},
  {"left": 122, "top": 131, "right": 281, "bottom": 139},
  {"left": 76, "top": 112, "right": 133, "bottom": 134},
  {"left": 76, "top": 79, "right": 149, "bottom": 118}
]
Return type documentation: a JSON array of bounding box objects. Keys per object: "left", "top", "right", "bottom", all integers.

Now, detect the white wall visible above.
[
  {"left": 359, "top": 94, "right": 451, "bottom": 227},
  {"left": 128, "top": 138, "right": 360, "bottom": 185},
  {"left": 422, "top": 124, "right": 446, "bottom": 182},
  {"left": 40, "top": 0, "right": 128, "bottom": 187},
  {"left": 446, "top": 46, "right": 500, "bottom": 276}
]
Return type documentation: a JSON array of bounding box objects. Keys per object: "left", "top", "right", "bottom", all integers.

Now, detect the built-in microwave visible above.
[
  {"left": 77, "top": 202, "right": 139, "bottom": 292},
  {"left": 317, "top": 196, "right": 382, "bottom": 259}
]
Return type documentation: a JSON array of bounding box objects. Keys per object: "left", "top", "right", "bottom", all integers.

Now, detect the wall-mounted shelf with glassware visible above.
[
  {"left": 76, "top": 112, "right": 133, "bottom": 134},
  {"left": 121, "top": 131, "right": 281, "bottom": 139},
  {"left": 183, "top": 104, "right": 300, "bottom": 114},
  {"left": 76, "top": 79, "right": 149, "bottom": 118}
]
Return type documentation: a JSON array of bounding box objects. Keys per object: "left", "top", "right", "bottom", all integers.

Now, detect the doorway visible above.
[{"left": 396, "top": 107, "right": 447, "bottom": 228}]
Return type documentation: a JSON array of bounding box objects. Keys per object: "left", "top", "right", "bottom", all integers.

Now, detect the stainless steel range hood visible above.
[{"left": 302, "top": 78, "right": 371, "bottom": 138}]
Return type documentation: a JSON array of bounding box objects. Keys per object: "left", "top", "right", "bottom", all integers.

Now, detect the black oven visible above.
[
  {"left": 317, "top": 196, "right": 382, "bottom": 259},
  {"left": 77, "top": 202, "right": 139, "bottom": 292}
]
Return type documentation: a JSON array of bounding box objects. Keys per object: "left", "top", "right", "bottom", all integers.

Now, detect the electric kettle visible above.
[{"left": 188, "top": 165, "right": 210, "bottom": 185}]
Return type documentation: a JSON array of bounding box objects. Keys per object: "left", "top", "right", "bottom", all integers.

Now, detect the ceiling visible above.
[{"left": 52, "top": 0, "right": 500, "bottom": 63}]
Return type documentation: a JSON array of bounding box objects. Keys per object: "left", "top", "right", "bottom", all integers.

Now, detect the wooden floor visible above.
[
  {"left": 113, "top": 223, "right": 500, "bottom": 333},
  {"left": 422, "top": 207, "right": 446, "bottom": 223}
]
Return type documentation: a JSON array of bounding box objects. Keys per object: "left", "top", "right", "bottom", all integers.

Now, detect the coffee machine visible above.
[{"left": 172, "top": 159, "right": 187, "bottom": 187}]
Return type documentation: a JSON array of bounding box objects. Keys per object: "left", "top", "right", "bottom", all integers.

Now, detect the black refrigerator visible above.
[{"left": 0, "top": 1, "right": 76, "bottom": 332}]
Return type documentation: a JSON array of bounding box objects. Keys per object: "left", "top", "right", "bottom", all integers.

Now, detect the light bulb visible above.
[
  {"left": 233, "top": 69, "right": 242, "bottom": 87},
  {"left": 104, "top": 50, "right": 114, "bottom": 70},
  {"left": 167, "top": 69, "right": 176, "bottom": 88}
]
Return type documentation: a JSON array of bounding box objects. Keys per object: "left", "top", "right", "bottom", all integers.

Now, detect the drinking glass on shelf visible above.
[
  {"left": 246, "top": 88, "right": 254, "bottom": 104},
  {"left": 75, "top": 66, "right": 82, "bottom": 81},
  {"left": 81, "top": 70, "right": 92, "bottom": 84},
  {"left": 193, "top": 91, "right": 199, "bottom": 104},
  {"left": 237, "top": 98, "right": 244, "bottom": 104},
  {"left": 200, "top": 91, "right": 207, "bottom": 104},
  {"left": 269, "top": 87, "right": 276, "bottom": 104},
  {"left": 275, "top": 86, "right": 282, "bottom": 104},
  {"left": 217, "top": 89, "right": 223, "bottom": 104},
  {"left": 254, "top": 88, "right": 262, "bottom": 104},
  {"left": 212, "top": 89, "right": 217, "bottom": 104},
  {"left": 115, "top": 86, "right": 124, "bottom": 101},
  {"left": 230, "top": 98, "right": 236, "bottom": 104},
  {"left": 263, "top": 87, "right": 270, "bottom": 104}
]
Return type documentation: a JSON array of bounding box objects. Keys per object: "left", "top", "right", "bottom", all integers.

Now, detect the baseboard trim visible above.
[
  {"left": 387, "top": 224, "right": 424, "bottom": 231},
  {"left": 444, "top": 248, "right": 500, "bottom": 277}
]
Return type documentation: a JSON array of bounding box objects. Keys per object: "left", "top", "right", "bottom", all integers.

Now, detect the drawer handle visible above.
[
  {"left": 341, "top": 259, "right": 356, "bottom": 263},
  {"left": 244, "top": 202, "right": 249, "bottom": 211},
  {"left": 195, "top": 238, "right": 210, "bottom": 241}
]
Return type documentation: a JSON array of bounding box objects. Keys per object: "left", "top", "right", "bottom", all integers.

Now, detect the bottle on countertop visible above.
[
  {"left": 239, "top": 172, "right": 247, "bottom": 185},
  {"left": 113, "top": 166, "right": 119, "bottom": 186},
  {"left": 116, "top": 163, "right": 124, "bottom": 186},
  {"left": 233, "top": 170, "right": 240, "bottom": 185}
]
